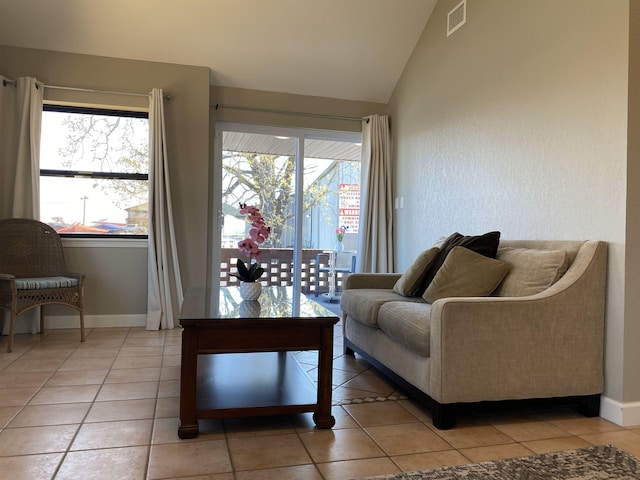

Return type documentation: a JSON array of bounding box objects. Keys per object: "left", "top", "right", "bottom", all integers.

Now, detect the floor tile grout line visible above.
[
  {"left": 290, "top": 414, "right": 327, "bottom": 479},
  {"left": 144, "top": 329, "right": 174, "bottom": 480},
  {"left": 349, "top": 399, "right": 448, "bottom": 474},
  {"left": 1, "top": 330, "right": 89, "bottom": 436},
  {"left": 222, "top": 421, "right": 238, "bottom": 479},
  {"left": 5, "top": 325, "right": 640, "bottom": 479},
  {"left": 50, "top": 326, "right": 128, "bottom": 480},
  {"left": 1, "top": 368, "right": 56, "bottom": 433},
  {"left": 221, "top": 412, "right": 303, "bottom": 478}
]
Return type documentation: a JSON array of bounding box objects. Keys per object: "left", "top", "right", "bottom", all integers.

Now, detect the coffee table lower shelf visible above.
[{"left": 178, "top": 351, "right": 332, "bottom": 438}]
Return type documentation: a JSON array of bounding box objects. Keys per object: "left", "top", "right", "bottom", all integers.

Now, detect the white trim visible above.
[
  {"left": 62, "top": 238, "right": 148, "bottom": 248},
  {"left": 44, "top": 314, "right": 148, "bottom": 329},
  {"left": 447, "top": 0, "right": 467, "bottom": 37},
  {"left": 44, "top": 99, "right": 149, "bottom": 113},
  {"left": 600, "top": 395, "right": 640, "bottom": 427}
]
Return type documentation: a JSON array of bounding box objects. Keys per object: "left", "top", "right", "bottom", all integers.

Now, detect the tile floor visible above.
[{"left": 1, "top": 319, "right": 640, "bottom": 480}]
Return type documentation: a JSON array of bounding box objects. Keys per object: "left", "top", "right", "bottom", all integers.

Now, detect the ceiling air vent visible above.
[{"left": 447, "top": 0, "right": 466, "bottom": 37}]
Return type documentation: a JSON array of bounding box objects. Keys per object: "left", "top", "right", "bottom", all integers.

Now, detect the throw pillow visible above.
[
  {"left": 393, "top": 247, "right": 440, "bottom": 296},
  {"left": 494, "top": 247, "right": 569, "bottom": 297},
  {"left": 423, "top": 246, "right": 509, "bottom": 303},
  {"left": 420, "top": 231, "right": 501, "bottom": 294}
]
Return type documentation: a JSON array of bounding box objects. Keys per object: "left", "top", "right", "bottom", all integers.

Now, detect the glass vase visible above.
[{"left": 239, "top": 300, "right": 261, "bottom": 317}]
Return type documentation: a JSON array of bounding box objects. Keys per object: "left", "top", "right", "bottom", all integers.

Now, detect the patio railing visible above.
[{"left": 219, "top": 248, "right": 351, "bottom": 295}]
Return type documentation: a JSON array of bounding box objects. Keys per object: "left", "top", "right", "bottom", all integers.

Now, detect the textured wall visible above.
[
  {"left": 624, "top": 0, "right": 640, "bottom": 405},
  {"left": 211, "top": 86, "right": 386, "bottom": 132},
  {"left": 0, "top": 46, "right": 384, "bottom": 317},
  {"left": 0, "top": 45, "right": 211, "bottom": 315},
  {"left": 389, "top": 0, "right": 631, "bottom": 406}
]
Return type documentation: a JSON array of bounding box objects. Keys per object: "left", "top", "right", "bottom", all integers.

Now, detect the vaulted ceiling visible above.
[{"left": 0, "top": 0, "right": 436, "bottom": 104}]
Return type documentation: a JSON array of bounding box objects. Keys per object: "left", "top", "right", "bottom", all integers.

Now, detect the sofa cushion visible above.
[
  {"left": 378, "top": 301, "right": 432, "bottom": 356},
  {"left": 423, "top": 246, "right": 509, "bottom": 303},
  {"left": 340, "top": 289, "right": 424, "bottom": 327},
  {"left": 494, "top": 247, "right": 569, "bottom": 297},
  {"left": 393, "top": 247, "right": 440, "bottom": 297},
  {"left": 420, "top": 231, "right": 501, "bottom": 294}
]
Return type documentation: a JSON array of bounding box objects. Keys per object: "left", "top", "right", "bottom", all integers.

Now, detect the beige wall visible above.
[
  {"left": 208, "top": 86, "right": 385, "bottom": 285},
  {"left": 0, "top": 45, "right": 211, "bottom": 315},
  {"left": 211, "top": 86, "right": 386, "bottom": 132},
  {"left": 0, "top": 46, "right": 384, "bottom": 318},
  {"left": 625, "top": 0, "right": 640, "bottom": 404},
  {"left": 389, "top": 0, "right": 634, "bottom": 412},
  {"left": 3, "top": 1, "right": 637, "bottom": 418}
]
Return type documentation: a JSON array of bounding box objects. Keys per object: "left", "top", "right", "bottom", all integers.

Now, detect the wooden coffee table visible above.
[{"left": 178, "top": 286, "right": 339, "bottom": 439}]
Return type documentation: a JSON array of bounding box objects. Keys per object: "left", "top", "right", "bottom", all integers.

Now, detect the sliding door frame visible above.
[{"left": 210, "top": 121, "right": 361, "bottom": 294}]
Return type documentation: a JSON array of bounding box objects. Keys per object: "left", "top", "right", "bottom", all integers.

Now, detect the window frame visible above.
[{"left": 41, "top": 104, "right": 150, "bottom": 239}]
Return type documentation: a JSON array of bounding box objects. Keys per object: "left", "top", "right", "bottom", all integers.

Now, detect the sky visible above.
[{"left": 39, "top": 111, "right": 148, "bottom": 227}]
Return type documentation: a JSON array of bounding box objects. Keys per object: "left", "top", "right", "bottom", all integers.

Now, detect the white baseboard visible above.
[
  {"left": 600, "top": 395, "right": 640, "bottom": 427},
  {"left": 44, "top": 314, "right": 147, "bottom": 329}
]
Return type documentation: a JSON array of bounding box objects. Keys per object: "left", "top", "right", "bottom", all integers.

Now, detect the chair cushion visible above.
[
  {"left": 15, "top": 276, "right": 79, "bottom": 290},
  {"left": 423, "top": 247, "right": 509, "bottom": 303},
  {"left": 340, "top": 289, "right": 424, "bottom": 327},
  {"left": 494, "top": 247, "right": 569, "bottom": 297},
  {"left": 393, "top": 247, "right": 440, "bottom": 296},
  {"left": 378, "top": 301, "right": 432, "bottom": 356}
]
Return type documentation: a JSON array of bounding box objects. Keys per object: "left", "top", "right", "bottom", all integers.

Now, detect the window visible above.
[{"left": 40, "top": 105, "right": 149, "bottom": 236}]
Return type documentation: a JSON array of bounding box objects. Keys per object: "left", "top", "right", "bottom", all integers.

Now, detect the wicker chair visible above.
[{"left": 0, "top": 218, "right": 85, "bottom": 352}]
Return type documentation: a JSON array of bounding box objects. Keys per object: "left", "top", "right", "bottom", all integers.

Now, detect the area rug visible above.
[{"left": 359, "top": 445, "right": 640, "bottom": 479}]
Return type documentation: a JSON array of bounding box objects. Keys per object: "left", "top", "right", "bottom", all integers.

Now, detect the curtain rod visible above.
[
  {"left": 212, "top": 103, "right": 368, "bottom": 123},
  {"left": 3, "top": 78, "right": 170, "bottom": 100}
]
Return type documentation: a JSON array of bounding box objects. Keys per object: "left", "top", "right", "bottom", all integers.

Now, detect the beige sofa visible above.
[{"left": 340, "top": 240, "right": 607, "bottom": 429}]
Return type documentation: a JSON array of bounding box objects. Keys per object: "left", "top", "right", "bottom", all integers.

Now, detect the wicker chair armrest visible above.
[
  {"left": 62, "top": 271, "right": 85, "bottom": 283},
  {"left": 0, "top": 274, "right": 16, "bottom": 295}
]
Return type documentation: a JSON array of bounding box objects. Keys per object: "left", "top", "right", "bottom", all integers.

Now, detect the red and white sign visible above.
[{"left": 338, "top": 184, "right": 360, "bottom": 233}]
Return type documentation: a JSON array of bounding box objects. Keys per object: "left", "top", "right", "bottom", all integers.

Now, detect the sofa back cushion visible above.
[
  {"left": 423, "top": 247, "right": 509, "bottom": 303},
  {"left": 494, "top": 247, "right": 569, "bottom": 297},
  {"left": 393, "top": 247, "right": 440, "bottom": 296},
  {"left": 420, "top": 231, "right": 501, "bottom": 294}
]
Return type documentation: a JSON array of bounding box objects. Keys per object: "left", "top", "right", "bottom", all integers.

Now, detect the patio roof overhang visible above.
[{"left": 222, "top": 131, "right": 361, "bottom": 161}]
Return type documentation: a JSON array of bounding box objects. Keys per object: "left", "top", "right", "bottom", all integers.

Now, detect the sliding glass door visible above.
[
  {"left": 212, "top": 123, "right": 361, "bottom": 297},
  {"left": 301, "top": 136, "right": 361, "bottom": 298}
]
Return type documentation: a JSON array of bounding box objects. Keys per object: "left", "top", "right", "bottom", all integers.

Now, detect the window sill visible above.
[{"left": 61, "top": 237, "right": 148, "bottom": 248}]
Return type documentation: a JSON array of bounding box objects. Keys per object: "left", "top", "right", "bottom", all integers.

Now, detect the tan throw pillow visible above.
[
  {"left": 393, "top": 247, "right": 440, "bottom": 296},
  {"left": 495, "top": 247, "right": 569, "bottom": 297},
  {"left": 420, "top": 231, "right": 501, "bottom": 295},
  {"left": 422, "top": 246, "right": 509, "bottom": 303}
]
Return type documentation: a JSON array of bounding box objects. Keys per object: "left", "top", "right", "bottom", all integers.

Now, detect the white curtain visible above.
[
  {"left": 0, "top": 76, "right": 43, "bottom": 219},
  {"left": 0, "top": 76, "right": 43, "bottom": 335},
  {"left": 147, "top": 88, "right": 184, "bottom": 330},
  {"left": 356, "top": 114, "right": 394, "bottom": 273}
]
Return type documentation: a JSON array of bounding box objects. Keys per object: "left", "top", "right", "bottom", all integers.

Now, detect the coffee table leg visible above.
[
  {"left": 178, "top": 420, "right": 199, "bottom": 439},
  {"left": 179, "top": 327, "right": 199, "bottom": 439},
  {"left": 314, "top": 325, "right": 336, "bottom": 428}
]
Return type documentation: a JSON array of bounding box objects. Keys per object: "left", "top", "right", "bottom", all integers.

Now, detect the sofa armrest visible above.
[
  {"left": 344, "top": 273, "right": 402, "bottom": 290},
  {"left": 428, "top": 240, "right": 607, "bottom": 404}
]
